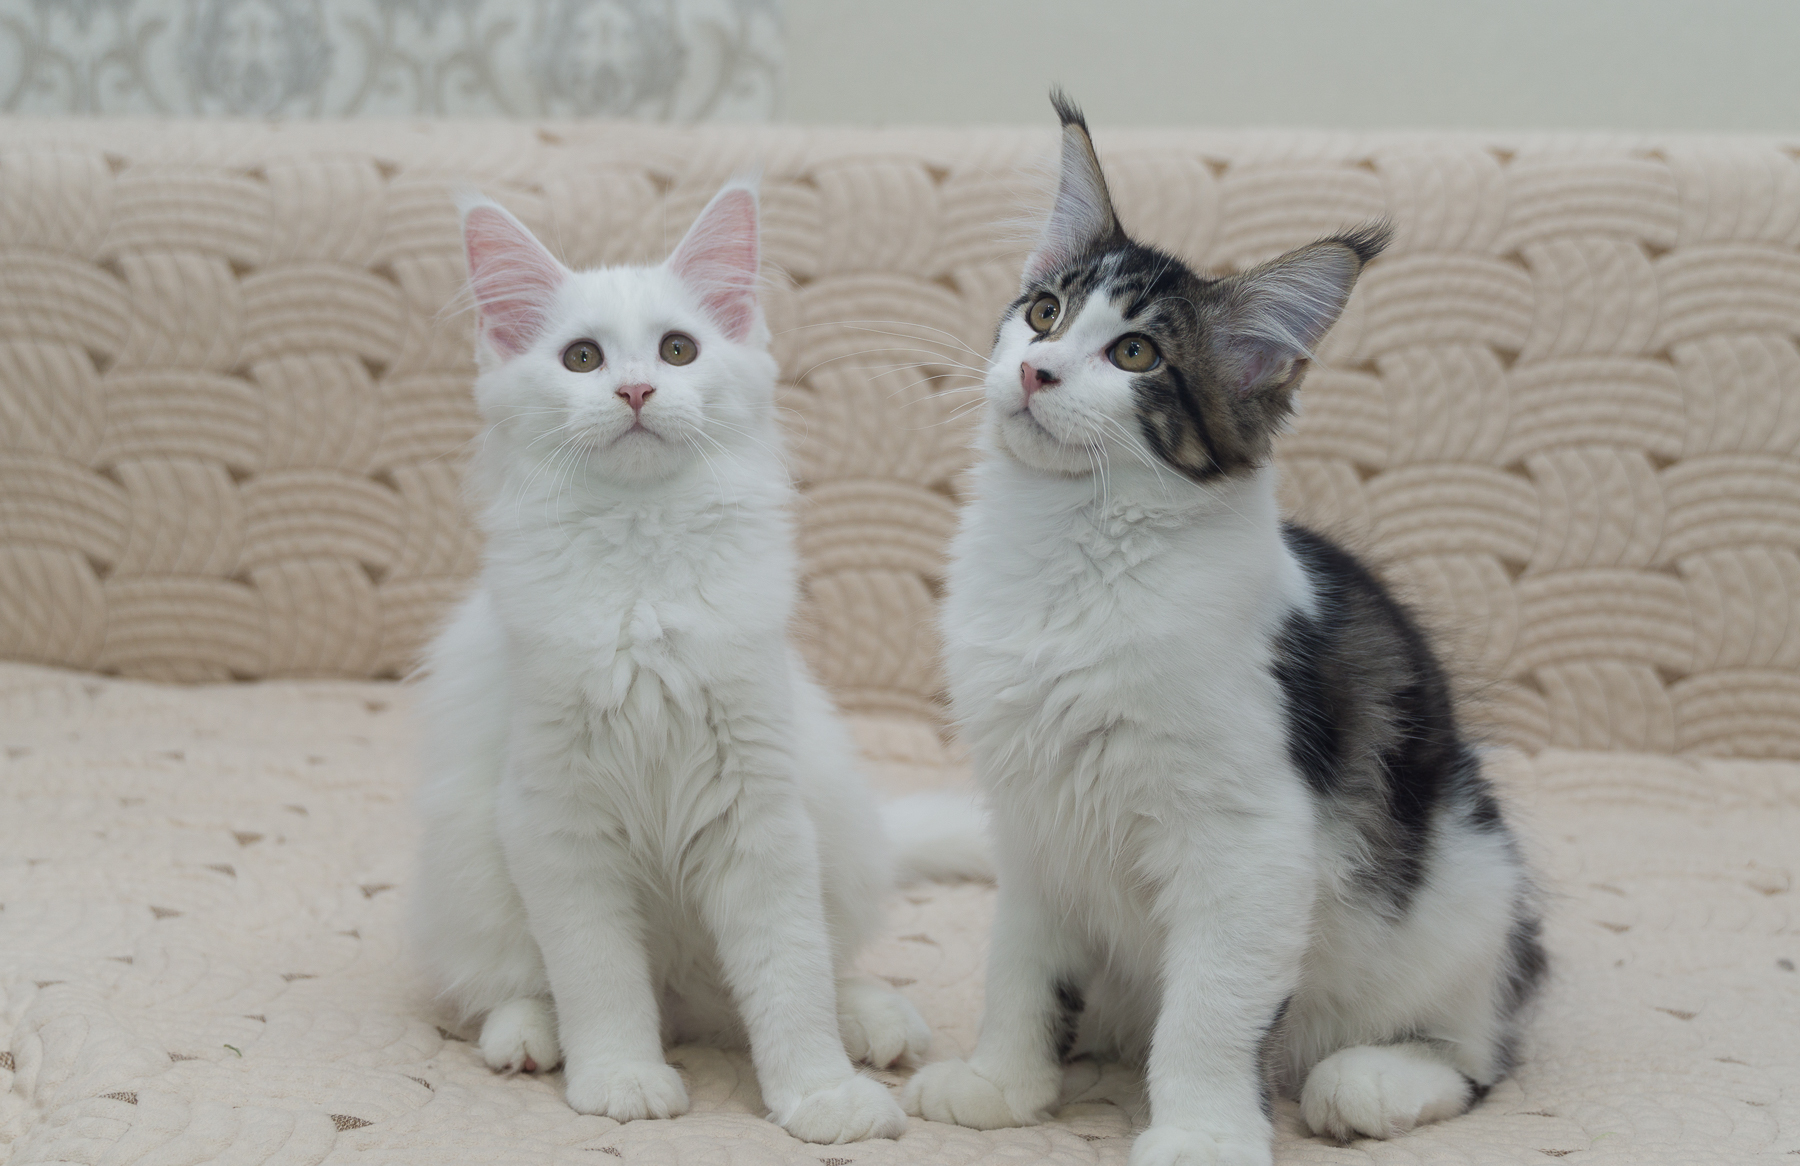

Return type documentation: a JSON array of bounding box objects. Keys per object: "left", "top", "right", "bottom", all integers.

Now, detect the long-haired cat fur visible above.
[
  {"left": 408, "top": 183, "right": 939, "bottom": 1144},
  {"left": 903, "top": 95, "right": 1545, "bottom": 1166}
]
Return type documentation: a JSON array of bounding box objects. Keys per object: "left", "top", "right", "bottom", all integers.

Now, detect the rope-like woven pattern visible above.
[{"left": 2, "top": 121, "right": 1798, "bottom": 756}]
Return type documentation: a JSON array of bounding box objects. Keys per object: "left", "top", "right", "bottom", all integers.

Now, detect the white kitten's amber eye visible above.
[
  {"left": 1026, "top": 294, "right": 1060, "bottom": 334},
  {"left": 563, "top": 340, "right": 602, "bottom": 372},
  {"left": 659, "top": 332, "right": 698, "bottom": 365},
  {"left": 1110, "top": 334, "right": 1160, "bottom": 372}
]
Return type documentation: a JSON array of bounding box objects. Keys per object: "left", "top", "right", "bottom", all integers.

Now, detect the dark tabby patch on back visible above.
[{"left": 1271, "top": 525, "right": 1506, "bottom": 911}]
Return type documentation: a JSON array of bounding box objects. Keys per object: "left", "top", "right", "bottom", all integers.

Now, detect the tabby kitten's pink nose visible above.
[
  {"left": 1021, "top": 362, "right": 1058, "bottom": 400},
  {"left": 616, "top": 383, "right": 655, "bottom": 414}
]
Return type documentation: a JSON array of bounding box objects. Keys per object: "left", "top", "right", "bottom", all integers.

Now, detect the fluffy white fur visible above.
[
  {"left": 903, "top": 143, "right": 1530, "bottom": 1164},
  {"left": 410, "top": 184, "right": 936, "bottom": 1143}
]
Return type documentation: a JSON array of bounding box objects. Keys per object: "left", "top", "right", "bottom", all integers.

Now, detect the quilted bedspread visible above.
[{"left": 2, "top": 662, "right": 1797, "bottom": 1164}]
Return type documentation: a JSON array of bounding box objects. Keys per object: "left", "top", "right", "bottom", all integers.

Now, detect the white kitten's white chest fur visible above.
[{"left": 483, "top": 476, "right": 791, "bottom": 860}]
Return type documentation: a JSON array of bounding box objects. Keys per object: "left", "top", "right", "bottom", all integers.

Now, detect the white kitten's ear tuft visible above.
[
  {"left": 668, "top": 181, "right": 761, "bottom": 343},
  {"left": 1214, "top": 223, "right": 1392, "bottom": 395},
  {"left": 1022, "top": 91, "right": 1123, "bottom": 287},
  {"left": 459, "top": 193, "right": 568, "bottom": 359}
]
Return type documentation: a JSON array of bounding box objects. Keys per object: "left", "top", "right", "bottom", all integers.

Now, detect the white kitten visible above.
[
  {"left": 904, "top": 96, "right": 1543, "bottom": 1166},
  {"left": 409, "top": 183, "right": 935, "bottom": 1144}
]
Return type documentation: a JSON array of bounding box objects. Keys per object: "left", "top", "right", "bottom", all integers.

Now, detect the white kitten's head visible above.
[
  {"left": 985, "top": 93, "right": 1388, "bottom": 484},
  {"left": 461, "top": 182, "right": 776, "bottom": 486}
]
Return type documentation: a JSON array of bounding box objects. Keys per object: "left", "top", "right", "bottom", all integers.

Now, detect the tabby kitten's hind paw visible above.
[
  {"left": 1300, "top": 1043, "right": 1473, "bottom": 1141},
  {"left": 902, "top": 1057, "right": 1055, "bottom": 1129},
  {"left": 838, "top": 976, "right": 931, "bottom": 1068}
]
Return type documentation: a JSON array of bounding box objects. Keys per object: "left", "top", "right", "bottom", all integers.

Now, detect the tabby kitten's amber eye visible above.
[
  {"left": 1110, "top": 334, "right": 1160, "bottom": 372},
  {"left": 563, "top": 340, "right": 602, "bottom": 372},
  {"left": 659, "top": 332, "right": 699, "bottom": 365},
  {"left": 1026, "top": 294, "right": 1060, "bottom": 334}
]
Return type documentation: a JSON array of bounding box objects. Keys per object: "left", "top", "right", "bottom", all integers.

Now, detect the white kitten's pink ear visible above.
[
  {"left": 1022, "top": 92, "right": 1123, "bottom": 287},
  {"left": 1213, "top": 224, "right": 1392, "bottom": 395},
  {"left": 459, "top": 194, "right": 569, "bottom": 358},
  {"left": 667, "top": 183, "right": 760, "bottom": 342}
]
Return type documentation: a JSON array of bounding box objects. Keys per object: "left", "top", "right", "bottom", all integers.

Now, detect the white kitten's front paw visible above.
[
  {"left": 479, "top": 997, "right": 562, "bottom": 1074},
  {"left": 1128, "top": 1124, "right": 1271, "bottom": 1166},
  {"left": 901, "top": 1057, "right": 1055, "bottom": 1129},
  {"left": 838, "top": 977, "right": 932, "bottom": 1068},
  {"left": 775, "top": 1074, "right": 907, "bottom": 1143},
  {"left": 1300, "top": 1044, "right": 1472, "bottom": 1141},
  {"left": 563, "top": 1060, "right": 690, "bottom": 1121}
]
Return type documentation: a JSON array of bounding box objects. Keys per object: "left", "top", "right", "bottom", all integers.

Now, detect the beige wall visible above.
[{"left": 784, "top": 0, "right": 1800, "bottom": 131}]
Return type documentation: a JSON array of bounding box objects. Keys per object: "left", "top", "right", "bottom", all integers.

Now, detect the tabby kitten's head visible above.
[{"left": 986, "top": 93, "right": 1389, "bottom": 484}]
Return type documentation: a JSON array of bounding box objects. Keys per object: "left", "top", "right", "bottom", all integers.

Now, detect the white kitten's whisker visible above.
[
  {"left": 681, "top": 433, "right": 730, "bottom": 509},
  {"left": 525, "top": 431, "right": 588, "bottom": 526},
  {"left": 702, "top": 419, "right": 788, "bottom": 466},
  {"left": 523, "top": 421, "right": 580, "bottom": 454}
]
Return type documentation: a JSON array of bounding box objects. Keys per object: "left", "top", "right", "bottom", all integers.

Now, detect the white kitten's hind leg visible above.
[
  {"left": 1299, "top": 1042, "right": 1473, "bottom": 1141},
  {"left": 837, "top": 975, "right": 930, "bottom": 1068},
  {"left": 479, "top": 997, "right": 562, "bottom": 1074},
  {"left": 411, "top": 591, "right": 551, "bottom": 1020}
]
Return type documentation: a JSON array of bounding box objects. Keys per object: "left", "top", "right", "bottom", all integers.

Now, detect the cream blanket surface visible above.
[{"left": 2, "top": 662, "right": 1796, "bottom": 1164}]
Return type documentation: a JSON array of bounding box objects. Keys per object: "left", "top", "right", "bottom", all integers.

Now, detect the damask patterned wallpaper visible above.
[{"left": 0, "top": 0, "right": 780, "bottom": 117}]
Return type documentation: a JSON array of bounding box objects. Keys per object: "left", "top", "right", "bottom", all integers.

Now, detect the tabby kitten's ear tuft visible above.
[
  {"left": 1213, "top": 223, "right": 1392, "bottom": 396},
  {"left": 1023, "top": 90, "right": 1125, "bottom": 287}
]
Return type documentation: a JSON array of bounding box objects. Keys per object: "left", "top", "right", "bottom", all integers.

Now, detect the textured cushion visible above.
[
  {"left": 2, "top": 122, "right": 1800, "bottom": 757},
  {"left": 2, "top": 663, "right": 1797, "bottom": 1164}
]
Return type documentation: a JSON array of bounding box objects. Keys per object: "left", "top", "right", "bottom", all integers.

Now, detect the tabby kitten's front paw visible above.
[
  {"left": 776, "top": 1075, "right": 907, "bottom": 1143},
  {"left": 1128, "top": 1124, "right": 1271, "bottom": 1166},
  {"left": 563, "top": 1060, "right": 690, "bottom": 1121},
  {"left": 902, "top": 1057, "right": 1056, "bottom": 1129}
]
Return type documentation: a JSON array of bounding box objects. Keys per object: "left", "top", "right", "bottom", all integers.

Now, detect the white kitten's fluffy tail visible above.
[{"left": 883, "top": 792, "right": 995, "bottom": 886}]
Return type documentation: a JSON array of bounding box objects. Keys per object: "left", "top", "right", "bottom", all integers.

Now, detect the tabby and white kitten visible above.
[
  {"left": 409, "top": 184, "right": 931, "bottom": 1144},
  {"left": 903, "top": 98, "right": 1545, "bottom": 1165}
]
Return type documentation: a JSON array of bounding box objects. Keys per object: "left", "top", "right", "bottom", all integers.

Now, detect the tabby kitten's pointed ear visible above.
[
  {"left": 1213, "top": 223, "right": 1392, "bottom": 396},
  {"left": 668, "top": 181, "right": 761, "bottom": 343},
  {"left": 1022, "top": 91, "right": 1124, "bottom": 287},
  {"left": 459, "top": 193, "right": 570, "bottom": 359}
]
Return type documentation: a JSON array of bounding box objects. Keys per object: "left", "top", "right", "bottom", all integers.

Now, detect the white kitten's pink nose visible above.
[
  {"left": 1021, "top": 361, "right": 1059, "bottom": 401},
  {"left": 616, "top": 383, "right": 655, "bottom": 414}
]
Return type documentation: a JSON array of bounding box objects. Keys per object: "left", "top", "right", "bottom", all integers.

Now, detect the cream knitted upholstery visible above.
[
  {"left": 1, "top": 122, "right": 1797, "bottom": 1164},
  {"left": 5, "top": 121, "right": 1800, "bottom": 751}
]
